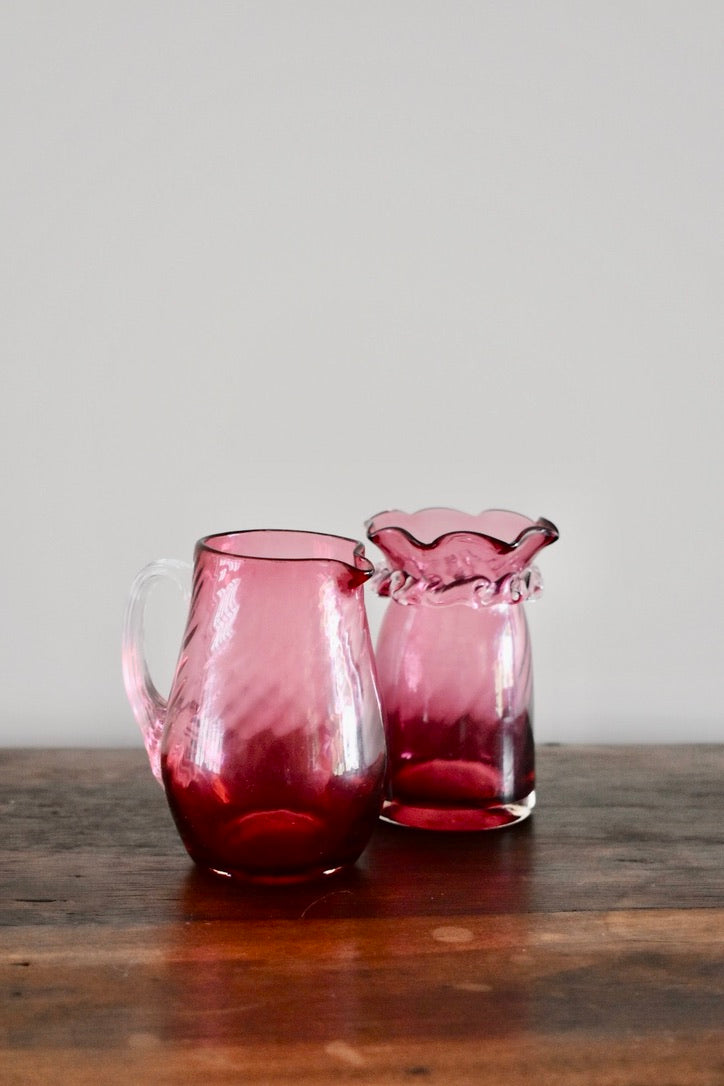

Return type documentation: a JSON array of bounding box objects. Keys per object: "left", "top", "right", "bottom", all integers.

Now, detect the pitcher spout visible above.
[{"left": 349, "top": 541, "right": 375, "bottom": 589}]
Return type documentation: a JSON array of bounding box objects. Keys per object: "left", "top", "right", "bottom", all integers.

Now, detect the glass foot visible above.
[
  {"left": 182, "top": 808, "right": 354, "bottom": 883},
  {"left": 381, "top": 790, "right": 535, "bottom": 831}
]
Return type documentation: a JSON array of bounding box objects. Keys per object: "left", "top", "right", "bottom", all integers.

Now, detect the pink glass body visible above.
[
  {"left": 366, "top": 509, "right": 559, "bottom": 830},
  {"left": 123, "top": 531, "right": 386, "bottom": 882}
]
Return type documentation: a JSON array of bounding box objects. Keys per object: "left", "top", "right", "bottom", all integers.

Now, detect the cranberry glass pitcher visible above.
[
  {"left": 123, "top": 531, "right": 386, "bottom": 882},
  {"left": 366, "top": 509, "right": 558, "bottom": 831}
]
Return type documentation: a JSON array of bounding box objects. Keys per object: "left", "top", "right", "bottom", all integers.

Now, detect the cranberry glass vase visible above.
[
  {"left": 123, "top": 531, "right": 386, "bottom": 882},
  {"left": 366, "top": 509, "right": 558, "bottom": 830}
]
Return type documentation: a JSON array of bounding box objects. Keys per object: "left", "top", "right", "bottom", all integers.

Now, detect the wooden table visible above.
[{"left": 2, "top": 746, "right": 723, "bottom": 1085}]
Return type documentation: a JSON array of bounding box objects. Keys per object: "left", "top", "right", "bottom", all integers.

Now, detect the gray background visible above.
[{"left": 2, "top": 1, "right": 722, "bottom": 747}]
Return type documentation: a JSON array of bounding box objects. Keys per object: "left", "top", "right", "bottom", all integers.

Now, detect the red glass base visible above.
[
  {"left": 381, "top": 790, "right": 535, "bottom": 831},
  {"left": 162, "top": 755, "right": 385, "bottom": 882}
]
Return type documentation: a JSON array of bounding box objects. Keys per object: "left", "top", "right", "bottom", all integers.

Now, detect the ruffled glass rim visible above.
[{"left": 365, "top": 508, "right": 559, "bottom": 553}]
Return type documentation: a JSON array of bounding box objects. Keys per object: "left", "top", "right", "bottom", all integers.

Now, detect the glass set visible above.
[{"left": 123, "top": 510, "right": 558, "bottom": 883}]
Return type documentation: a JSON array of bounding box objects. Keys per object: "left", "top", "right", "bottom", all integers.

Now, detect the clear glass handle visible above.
[{"left": 122, "top": 559, "right": 191, "bottom": 784}]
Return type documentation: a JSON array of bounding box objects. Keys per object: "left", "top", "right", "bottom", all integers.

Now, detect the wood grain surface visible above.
[{"left": 1, "top": 746, "right": 723, "bottom": 1084}]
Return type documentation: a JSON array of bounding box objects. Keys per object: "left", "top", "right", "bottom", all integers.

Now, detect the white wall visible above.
[{"left": 2, "top": 1, "right": 722, "bottom": 746}]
